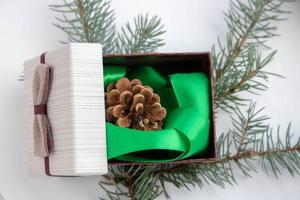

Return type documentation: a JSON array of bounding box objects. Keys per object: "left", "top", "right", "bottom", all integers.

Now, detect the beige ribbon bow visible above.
[{"left": 32, "top": 64, "right": 53, "bottom": 158}]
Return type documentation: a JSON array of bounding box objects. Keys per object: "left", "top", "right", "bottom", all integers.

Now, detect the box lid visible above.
[{"left": 24, "top": 43, "right": 107, "bottom": 176}]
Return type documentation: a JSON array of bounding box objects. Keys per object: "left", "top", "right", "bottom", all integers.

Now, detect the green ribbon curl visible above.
[{"left": 104, "top": 66, "right": 210, "bottom": 162}]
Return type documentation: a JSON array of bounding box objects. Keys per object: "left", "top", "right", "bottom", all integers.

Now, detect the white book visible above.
[{"left": 24, "top": 43, "right": 107, "bottom": 176}]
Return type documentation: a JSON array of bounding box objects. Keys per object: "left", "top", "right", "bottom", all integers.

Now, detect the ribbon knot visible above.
[
  {"left": 32, "top": 58, "right": 53, "bottom": 158},
  {"left": 34, "top": 104, "right": 47, "bottom": 115}
]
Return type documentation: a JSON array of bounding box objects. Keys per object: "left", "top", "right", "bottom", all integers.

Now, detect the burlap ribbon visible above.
[{"left": 32, "top": 63, "right": 53, "bottom": 158}]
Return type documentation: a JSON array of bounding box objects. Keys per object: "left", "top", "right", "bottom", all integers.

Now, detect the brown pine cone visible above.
[{"left": 105, "top": 77, "right": 167, "bottom": 131}]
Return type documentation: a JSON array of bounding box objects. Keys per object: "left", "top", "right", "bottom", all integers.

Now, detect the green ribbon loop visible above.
[
  {"left": 104, "top": 66, "right": 127, "bottom": 87},
  {"left": 128, "top": 66, "right": 167, "bottom": 90},
  {"left": 105, "top": 66, "right": 210, "bottom": 162}
]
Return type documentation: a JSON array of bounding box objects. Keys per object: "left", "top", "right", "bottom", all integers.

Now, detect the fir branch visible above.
[
  {"left": 50, "top": 0, "right": 116, "bottom": 53},
  {"left": 115, "top": 14, "right": 166, "bottom": 53},
  {"left": 50, "top": 1, "right": 165, "bottom": 54},
  {"left": 100, "top": 165, "right": 162, "bottom": 200},
  {"left": 213, "top": 0, "right": 292, "bottom": 110}
]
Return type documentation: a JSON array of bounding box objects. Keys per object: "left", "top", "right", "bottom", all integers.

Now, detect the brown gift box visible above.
[{"left": 103, "top": 52, "right": 217, "bottom": 166}]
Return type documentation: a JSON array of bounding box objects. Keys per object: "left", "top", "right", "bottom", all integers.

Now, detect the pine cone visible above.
[{"left": 105, "top": 77, "right": 167, "bottom": 131}]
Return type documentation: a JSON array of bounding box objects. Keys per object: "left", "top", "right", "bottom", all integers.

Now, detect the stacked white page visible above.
[{"left": 24, "top": 43, "right": 107, "bottom": 176}]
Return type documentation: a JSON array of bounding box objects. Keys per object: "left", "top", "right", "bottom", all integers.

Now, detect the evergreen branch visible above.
[
  {"left": 115, "top": 14, "right": 166, "bottom": 53},
  {"left": 213, "top": 0, "right": 292, "bottom": 110},
  {"left": 50, "top": 1, "right": 165, "bottom": 54},
  {"left": 100, "top": 165, "right": 162, "bottom": 200},
  {"left": 160, "top": 139, "right": 300, "bottom": 181},
  {"left": 75, "top": 0, "right": 90, "bottom": 42},
  {"left": 50, "top": 0, "right": 116, "bottom": 53}
]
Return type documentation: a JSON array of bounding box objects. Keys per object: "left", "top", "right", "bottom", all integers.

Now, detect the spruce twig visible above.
[
  {"left": 75, "top": 0, "right": 91, "bottom": 42},
  {"left": 115, "top": 14, "right": 166, "bottom": 53},
  {"left": 50, "top": 0, "right": 116, "bottom": 53},
  {"left": 213, "top": 0, "right": 292, "bottom": 111},
  {"left": 49, "top": 0, "right": 165, "bottom": 54}
]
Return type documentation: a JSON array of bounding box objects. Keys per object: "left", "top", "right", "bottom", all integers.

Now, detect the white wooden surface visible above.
[{"left": 0, "top": 0, "right": 299, "bottom": 199}]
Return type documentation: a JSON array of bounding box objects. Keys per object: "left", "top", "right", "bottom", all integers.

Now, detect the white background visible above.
[{"left": 0, "top": 0, "right": 300, "bottom": 199}]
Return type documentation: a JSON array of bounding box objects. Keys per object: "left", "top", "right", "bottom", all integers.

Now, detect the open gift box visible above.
[{"left": 24, "top": 43, "right": 216, "bottom": 176}]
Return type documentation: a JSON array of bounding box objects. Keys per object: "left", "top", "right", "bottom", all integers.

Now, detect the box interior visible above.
[{"left": 103, "top": 53, "right": 216, "bottom": 165}]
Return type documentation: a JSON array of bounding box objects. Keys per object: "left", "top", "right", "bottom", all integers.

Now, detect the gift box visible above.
[{"left": 24, "top": 43, "right": 216, "bottom": 176}]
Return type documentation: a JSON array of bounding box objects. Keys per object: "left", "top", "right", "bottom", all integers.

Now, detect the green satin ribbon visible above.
[
  {"left": 104, "top": 66, "right": 127, "bottom": 88},
  {"left": 105, "top": 66, "right": 210, "bottom": 162}
]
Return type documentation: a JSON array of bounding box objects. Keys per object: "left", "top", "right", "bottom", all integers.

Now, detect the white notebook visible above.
[{"left": 24, "top": 43, "right": 107, "bottom": 176}]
